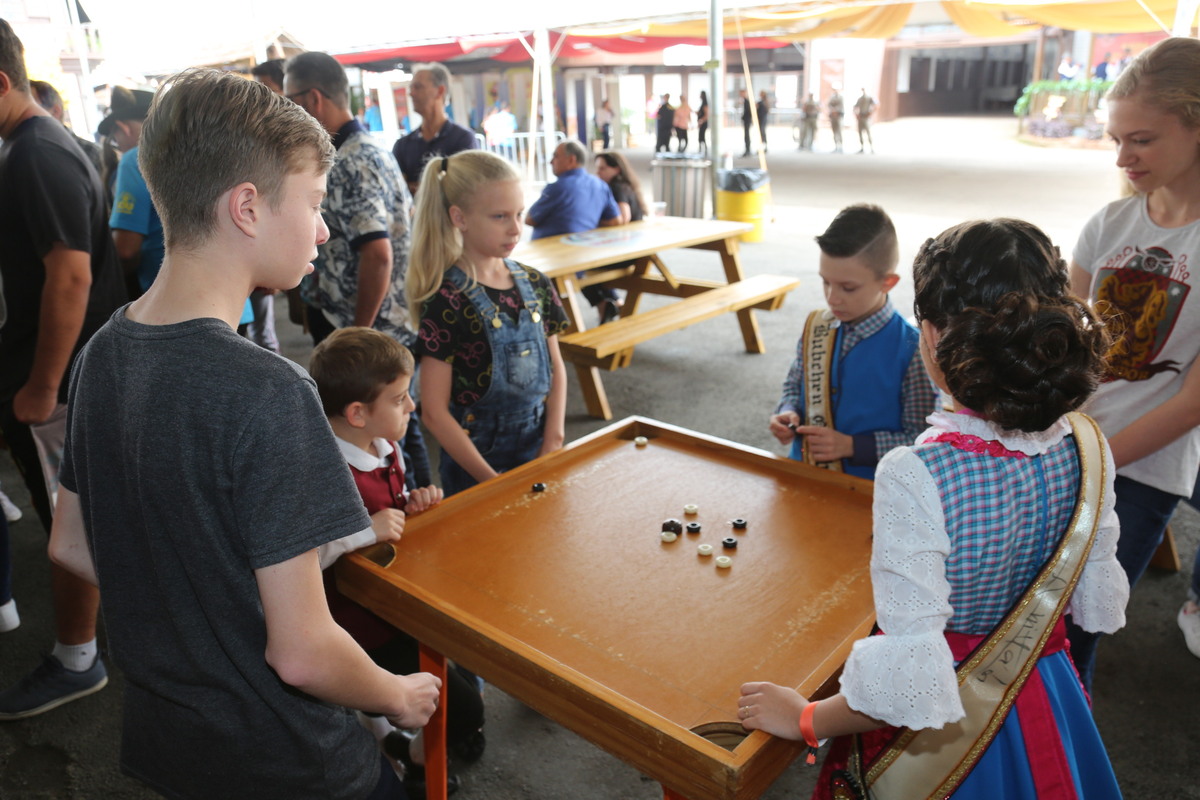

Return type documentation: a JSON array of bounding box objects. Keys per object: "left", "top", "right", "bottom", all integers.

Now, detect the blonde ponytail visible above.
[{"left": 407, "top": 150, "right": 521, "bottom": 323}]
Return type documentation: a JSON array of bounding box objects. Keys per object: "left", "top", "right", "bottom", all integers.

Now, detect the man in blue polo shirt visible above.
[
  {"left": 392, "top": 62, "right": 476, "bottom": 195},
  {"left": 527, "top": 139, "right": 621, "bottom": 240}
]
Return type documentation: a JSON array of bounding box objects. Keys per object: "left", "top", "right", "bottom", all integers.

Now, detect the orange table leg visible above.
[{"left": 418, "top": 644, "right": 449, "bottom": 800}]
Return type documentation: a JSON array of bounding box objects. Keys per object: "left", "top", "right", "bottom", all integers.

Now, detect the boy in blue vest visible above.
[{"left": 769, "top": 204, "right": 938, "bottom": 480}]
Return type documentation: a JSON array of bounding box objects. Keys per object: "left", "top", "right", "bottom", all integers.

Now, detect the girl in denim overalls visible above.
[{"left": 407, "top": 151, "right": 568, "bottom": 495}]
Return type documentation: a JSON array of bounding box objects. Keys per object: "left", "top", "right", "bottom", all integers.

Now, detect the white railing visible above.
[{"left": 476, "top": 131, "right": 565, "bottom": 184}]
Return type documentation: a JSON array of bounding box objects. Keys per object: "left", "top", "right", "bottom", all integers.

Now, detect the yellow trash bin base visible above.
[{"left": 715, "top": 187, "right": 768, "bottom": 242}]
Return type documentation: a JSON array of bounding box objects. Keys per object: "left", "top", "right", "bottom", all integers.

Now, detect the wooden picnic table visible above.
[
  {"left": 513, "top": 217, "right": 797, "bottom": 419},
  {"left": 337, "top": 417, "right": 876, "bottom": 800}
]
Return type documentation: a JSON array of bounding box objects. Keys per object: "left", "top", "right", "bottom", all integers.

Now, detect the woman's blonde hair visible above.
[
  {"left": 1108, "top": 37, "right": 1200, "bottom": 196},
  {"left": 407, "top": 150, "right": 521, "bottom": 322}
]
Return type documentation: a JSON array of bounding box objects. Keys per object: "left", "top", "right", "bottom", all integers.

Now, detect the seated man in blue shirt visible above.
[{"left": 527, "top": 139, "right": 621, "bottom": 240}]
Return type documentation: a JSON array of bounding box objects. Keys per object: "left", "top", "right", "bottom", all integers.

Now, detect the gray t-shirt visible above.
[{"left": 60, "top": 307, "right": 377, "bottom": 799}]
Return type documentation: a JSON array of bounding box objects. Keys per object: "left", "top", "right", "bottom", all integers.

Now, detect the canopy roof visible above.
[{"left": 333, "top": 0, "right": 1184, "bottom": 68}]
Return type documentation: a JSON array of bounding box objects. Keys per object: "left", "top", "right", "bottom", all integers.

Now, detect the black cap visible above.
[{"left": 97, "top": 86, "right": 153, "bottom": 137}]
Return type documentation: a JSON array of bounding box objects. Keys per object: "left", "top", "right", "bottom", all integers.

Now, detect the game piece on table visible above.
[
  {"left": 683, "top": 504, "right": 699, "bottom": 515},
  {"left": 661, "top": 519, "right": 683, "bottom": 534},
  {"left": 634, "top": 436, "right": 649, "bottom": 447},
  {"left": 731, "top": 518, "right": 748, "bottom": 530},
  {"left": 722, "top": 537, "right": 738, "bottom": 549},
  {"left": 715, "top": 556, "right": 732, "bottom": 569},
  {"left": 686, "top": 522, "right": 701, "bottom": 534},
  {"left": 697, "top": 544, "right": 713, "bottom": 556},
  {"left": 661, "top": 531, "right": 678, "bottom": 543},
  {"left": 532, "top": 482, "right": 546, "bottom": 492}
]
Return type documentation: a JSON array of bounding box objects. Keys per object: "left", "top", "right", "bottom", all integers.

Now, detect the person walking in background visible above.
[
  {"left": 595, "top": 99, "right": 614, "bottom": 150},
  {"left": 828, "top": 86, "right": 845, "bottom": 153},
  {"left": 654, "top": 93, "right": 674, "bottom": 153},
  {"left": 756, "top": 90, "right": 770, "bottom": 154},
  {"left": 696, "top": 90, "right": 710, "bottom": 156},
  {"left": 799, "top": 93, "right": 819, "bottom": 151},
  {"left": 740, "top": 89, "right": 753, "bottom": 157},
  {"left": 854, "top": 88, "right": 877, "bottom": 154},
  {"left": 673, "top": 96, "right": 692, "bottom": 153}
]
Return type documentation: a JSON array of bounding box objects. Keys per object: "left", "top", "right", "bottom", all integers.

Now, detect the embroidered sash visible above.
[
  {"left": 802, "top": 309, "right": 842, "bottom": 472},
  {"left": 862, "top": 412, "right": 1106, "bottom": 799}
]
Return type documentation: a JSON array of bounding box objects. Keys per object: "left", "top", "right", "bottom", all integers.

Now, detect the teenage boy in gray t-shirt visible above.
[{"left": 49, "top": 68, "right": 440, "bottom": 799}]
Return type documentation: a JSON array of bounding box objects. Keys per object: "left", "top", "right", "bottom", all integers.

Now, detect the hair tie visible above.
[{"left": 441, "top": 156, "right": 449, "bottom": 172}]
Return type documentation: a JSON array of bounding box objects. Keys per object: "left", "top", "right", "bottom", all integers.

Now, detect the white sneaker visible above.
[
  {"left": 0, "top": 490, "right": 20, "bottom": 523},
  {"left": 0, "top": 599, "right": 18, "bottom": 633},
  {"left": 1178, "top": 602, "right": 1200, "bottom": 659}
]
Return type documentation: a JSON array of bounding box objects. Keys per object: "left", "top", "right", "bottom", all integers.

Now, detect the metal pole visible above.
[{"left": 708, "top": 0, "right": 723, "bottom": 219}]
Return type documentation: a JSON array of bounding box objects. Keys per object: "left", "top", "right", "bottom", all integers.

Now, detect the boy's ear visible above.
[
  {"left": 227, "top": 182, "right": 261, "bottom": 238},
  {"left": 343, "top": 400, "right": 368, "bottom": 429},
  {"left": 881, "top": 273, "right": 901, "bottom": 291},
  {"left": 0, "top": 70, "right": 12, "bottom": 99}
]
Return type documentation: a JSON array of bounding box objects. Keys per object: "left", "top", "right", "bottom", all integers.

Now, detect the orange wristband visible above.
[{"left": 800, "top": 701, "right": 820, "bottom": 765}]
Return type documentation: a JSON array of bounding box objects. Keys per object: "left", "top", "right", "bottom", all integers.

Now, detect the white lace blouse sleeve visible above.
[
  {"left": 1064, "top": 441, "right": 1128, "bottom": 632},
  {"left": 839, "top": 446, "right": 966, "bottom": 729}
]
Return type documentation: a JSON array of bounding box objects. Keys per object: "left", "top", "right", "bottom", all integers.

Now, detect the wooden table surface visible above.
[
  {"left": 338, "top": 418, "right": 876, "bottom": 800},
  {"left": 513, "top": 217, "right": 755, "bottom": 278}
]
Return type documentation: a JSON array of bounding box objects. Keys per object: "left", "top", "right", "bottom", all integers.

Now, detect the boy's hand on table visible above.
[
  {"left": 769, "top": 412, "right": 800, "bottom": 445},
  {"left": 387, "top": 672, "right": 444, "bottom": 729},
  {"left": 370, "top": 508, "right": 406, "bottom": 543},
  {"left": 793, "top": 426, "right": 853, "bottom": 463},
  {"left": 406, "top": 486, "right": 443, "bottom": 515}
]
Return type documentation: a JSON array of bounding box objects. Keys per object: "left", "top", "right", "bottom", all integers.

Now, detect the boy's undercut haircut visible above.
[
  {"left": 815, "top": 203, "right": 900, "bottom": 279},
  {"left": 310, "top": 327, "right": 415, "bottom": 418},
  {"left": 138, "top": 68, "right": 335, "bottom": 251},
  {"left": 0, "top": 19, "right": 30, "bottom": 92},
  {"left": 285, "top": 51, "right": 349, "bottom": 110}
]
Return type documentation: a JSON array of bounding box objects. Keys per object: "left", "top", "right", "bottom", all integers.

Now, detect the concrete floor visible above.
[{"left": 2, "top": 115, "right": 1198, "bottom": 798}]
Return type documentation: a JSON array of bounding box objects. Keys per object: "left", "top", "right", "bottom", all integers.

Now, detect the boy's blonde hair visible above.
[
  {"left": 138, "top": 68, "right": 335, "bottom": 251},
  {"left": 309, "top": 327, "right": 414, "bottom": 418},
  {"left": 406, "top": 150, "right": 521, "bottom": 321}
]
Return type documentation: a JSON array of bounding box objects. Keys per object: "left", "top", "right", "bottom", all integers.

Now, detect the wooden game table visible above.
[
  {"left": 513, "top": 218, "right": 798, "bottom": 420},
  {"left": 337, "top": 417, "right": 876, "bottom": 800}
]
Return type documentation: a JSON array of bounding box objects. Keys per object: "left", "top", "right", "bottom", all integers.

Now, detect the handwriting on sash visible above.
[
  {"left": 806, "top": 321, "right": 833, "bottom": 457},
  {"left": 974, "top": 570, "right": 1070, "bottom": 687}
]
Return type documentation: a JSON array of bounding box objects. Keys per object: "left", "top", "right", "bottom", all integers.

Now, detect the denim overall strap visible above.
[
  {"left": 450, "top": 260, "right": 551, "bottom": 418},
  {"left": 440, "top": 261, "right": 552, "bottom": 495}
]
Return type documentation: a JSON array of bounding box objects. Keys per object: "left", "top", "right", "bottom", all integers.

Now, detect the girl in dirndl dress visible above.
[{"left": 738, "top": 219, "right": 1128, "bottom": 799}]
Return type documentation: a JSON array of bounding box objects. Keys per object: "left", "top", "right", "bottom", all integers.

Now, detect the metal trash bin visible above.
[
  {"left": 716, "top": 168, "right": 770, "bottom": 242},
  {"left": 650, "top": 153, "right": 712, "bottom": 218}
]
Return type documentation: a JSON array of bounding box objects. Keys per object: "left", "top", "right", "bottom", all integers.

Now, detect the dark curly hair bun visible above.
[
  {"left": 938, "top": 294, "right": 1108, "bottom": 432},
  {"left": 914, "top": 218, "right": 1110, "bottom": 433}
]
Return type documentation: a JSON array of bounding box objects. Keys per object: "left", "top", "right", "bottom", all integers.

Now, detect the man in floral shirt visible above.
[{"left": 284, "top": 52, "right": 414, "bottom": 348}]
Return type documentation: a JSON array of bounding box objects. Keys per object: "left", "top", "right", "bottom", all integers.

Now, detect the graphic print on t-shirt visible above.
[{"left": 1096, "top": 244, "right": 1188, "bottom": 383}]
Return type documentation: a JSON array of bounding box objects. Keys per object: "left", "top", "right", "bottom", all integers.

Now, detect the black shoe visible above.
[{"left": 449, "top": 728, "right": 487, "bottom": 765}]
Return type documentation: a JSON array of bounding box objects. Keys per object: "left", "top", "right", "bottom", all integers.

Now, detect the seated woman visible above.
[{"left": 587, "top": 150, "right": 647, "bottom": 324}]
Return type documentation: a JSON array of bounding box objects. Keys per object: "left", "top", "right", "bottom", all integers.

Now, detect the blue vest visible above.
[{"left": 833, "top": 313, "right": 919, "bottom": 480}]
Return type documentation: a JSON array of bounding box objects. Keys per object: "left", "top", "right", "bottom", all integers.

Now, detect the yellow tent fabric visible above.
[
  {"left": 853, "top": 2, "right": 917, "bottom": 36},
  {"left": 778, "top": 8, "right": 878, "bottom": 38},
  {"left": 997, "top": 0, "right": 1176, "bottom": 32},
  {"left": 940, "top": 1, "right": 1041, "bottom": 36}
]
